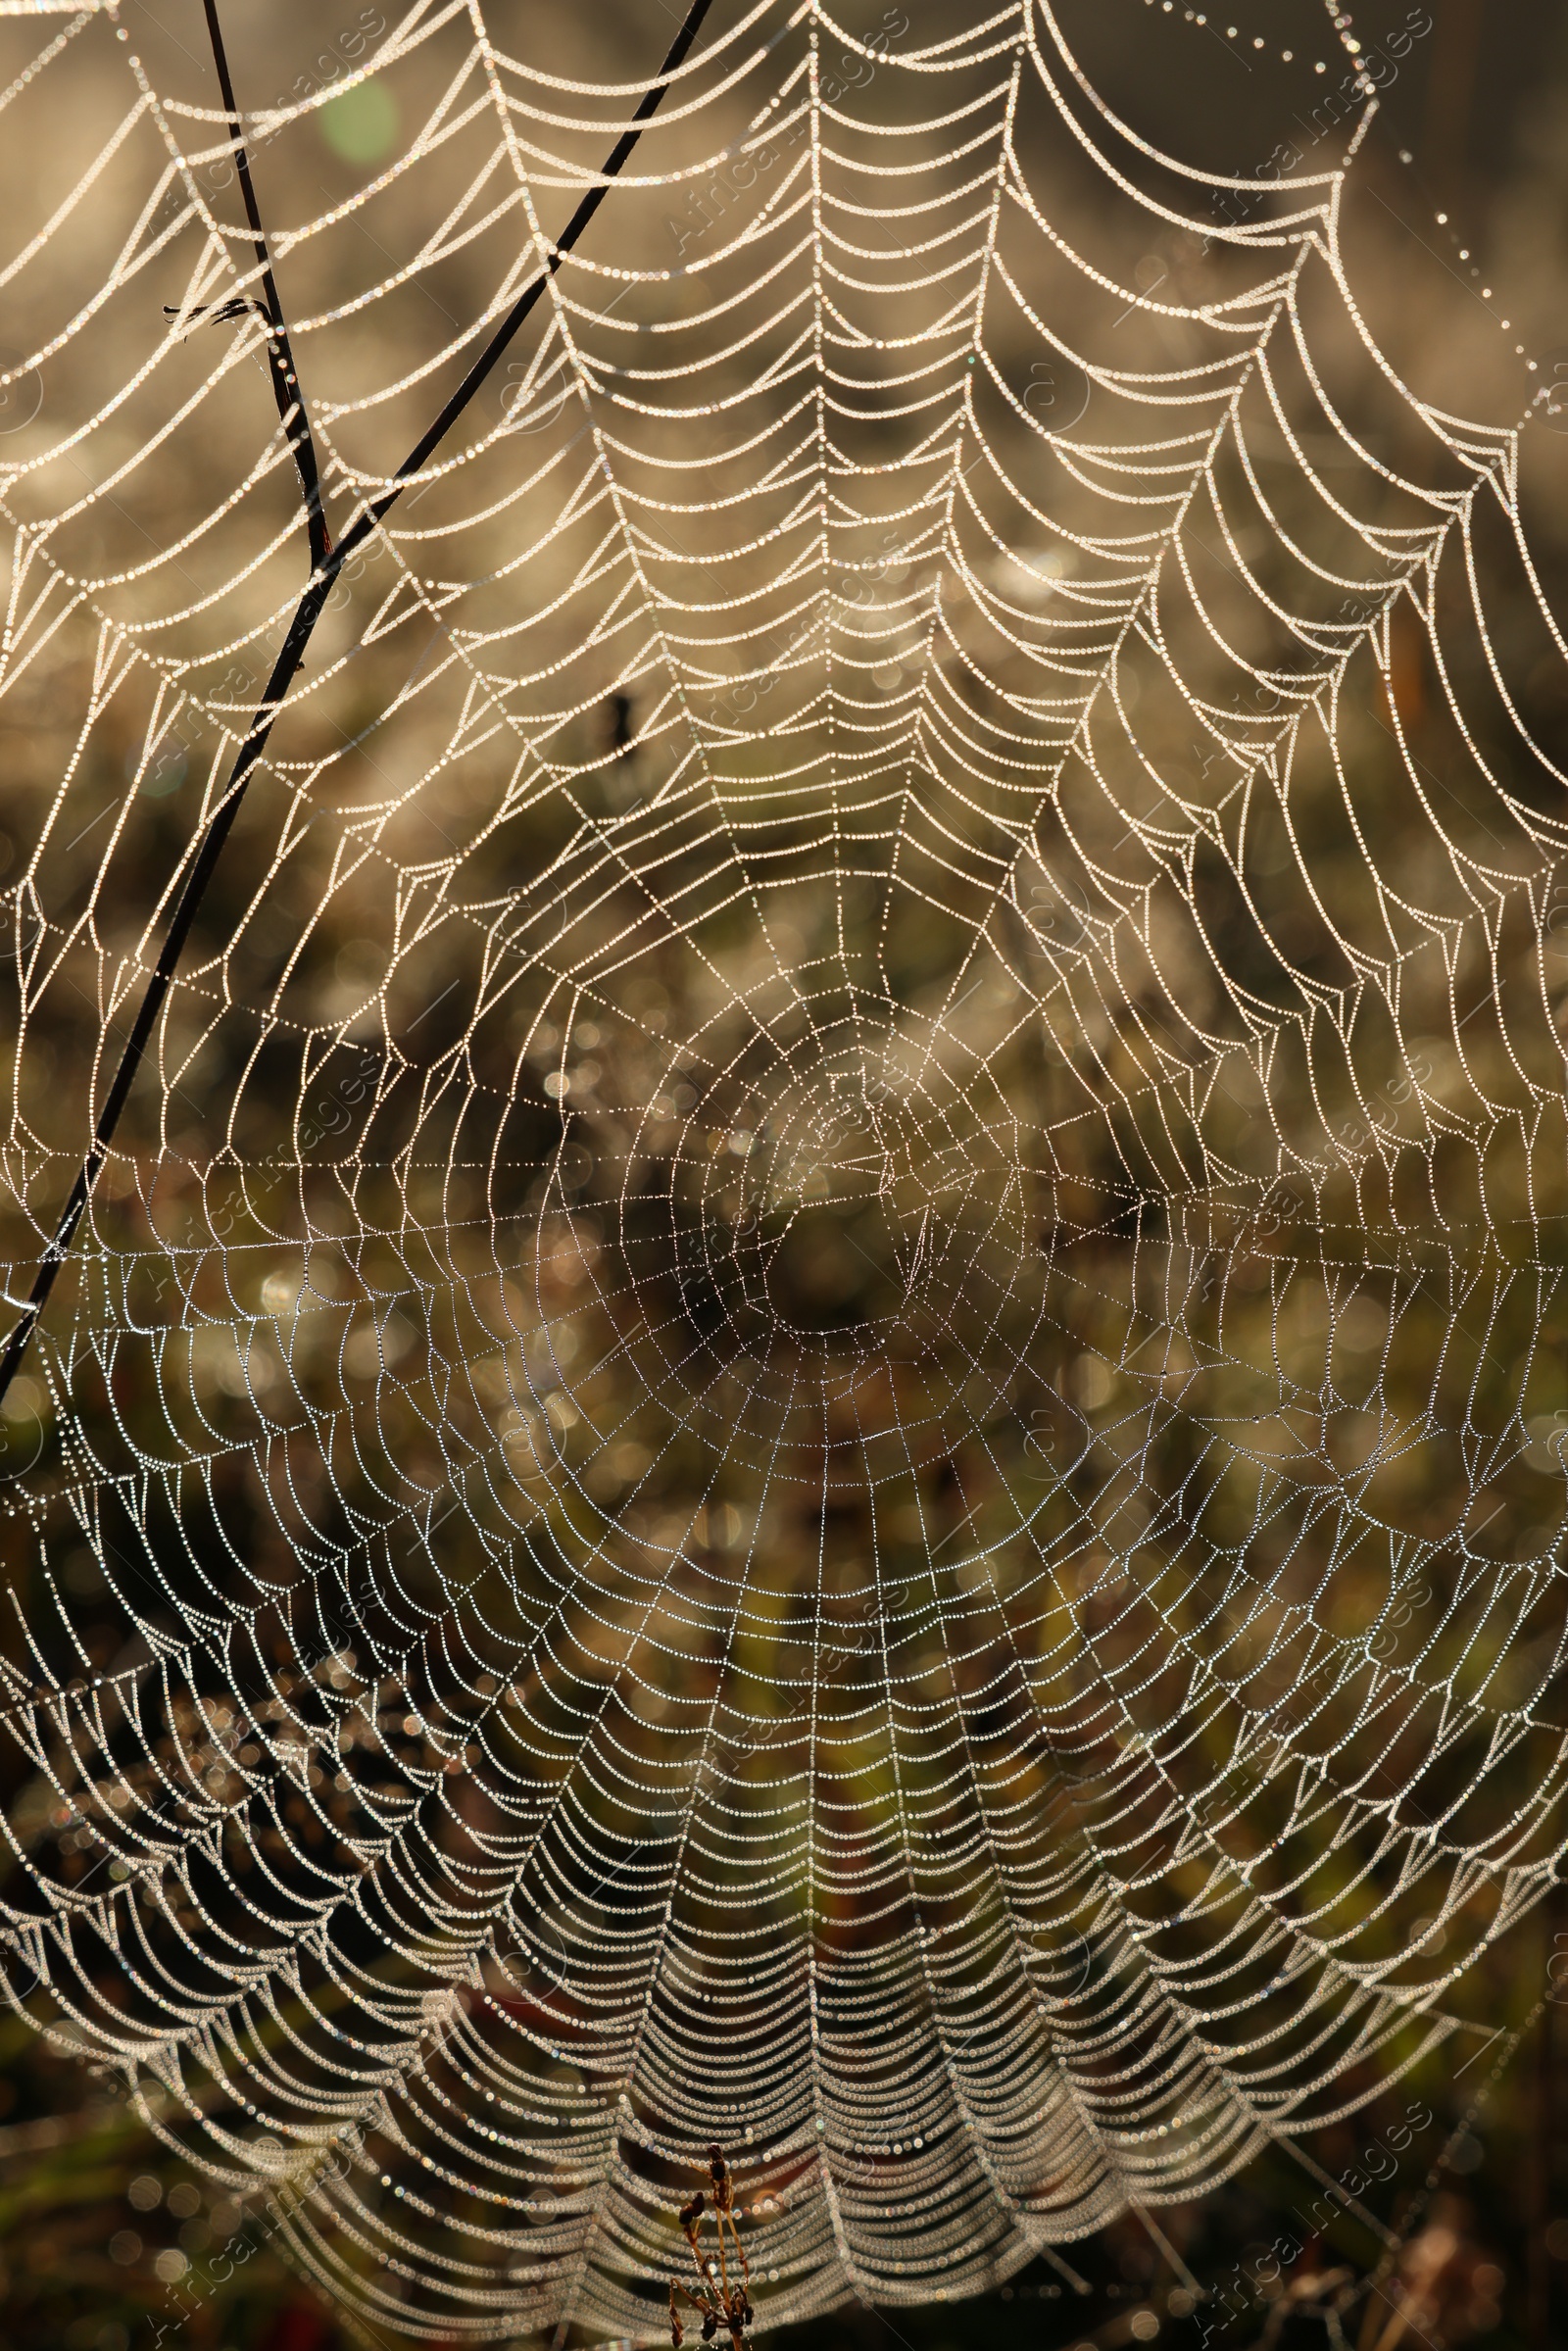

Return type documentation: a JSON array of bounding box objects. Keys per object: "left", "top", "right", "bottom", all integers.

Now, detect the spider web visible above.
[{"left": 0, "top": 0, "right": 1565, "bottom": 2339}]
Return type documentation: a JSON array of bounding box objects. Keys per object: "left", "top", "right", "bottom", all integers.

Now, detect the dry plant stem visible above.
[
  {"left": 711, "top": 2151, "right": 751, "bottom": 2304},
  {"left": 0, "top": 0, "right": 715, "bottom": 1411},
  {"left": 710, "top": 2195, "right": 735, "bottom": 2306},
  {"left": 668, "top": 2155, "right": 752, "bottom": 2350}
]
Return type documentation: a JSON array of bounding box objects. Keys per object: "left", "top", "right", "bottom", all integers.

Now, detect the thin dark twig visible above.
[
  {"left": 0, "top": 0, "right": 713, "bottom": 1410},
  {"left": 191, "top": 0, "right": 332, "bottom": 569},
  {"left": 336, "top": 0, "right": 713, "bottom": 560}
]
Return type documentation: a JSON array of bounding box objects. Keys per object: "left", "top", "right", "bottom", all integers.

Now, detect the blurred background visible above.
[{"left": 1, "top": 0, "right": 1566, "bottom": 2348}]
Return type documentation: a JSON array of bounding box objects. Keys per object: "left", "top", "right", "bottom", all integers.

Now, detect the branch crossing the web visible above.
[{"left": 0, "top": 0, "right": 715, "bottom": 1409}]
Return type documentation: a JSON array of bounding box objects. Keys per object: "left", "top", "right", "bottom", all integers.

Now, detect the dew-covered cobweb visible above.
[{"left": 1, "top": 0, "right": 1566, "bottom": 2340}]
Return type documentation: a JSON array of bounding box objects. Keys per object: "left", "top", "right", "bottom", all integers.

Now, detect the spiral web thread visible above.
[{"left": 0, "top": 0, "right": 1566, "bottom": 2339}]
